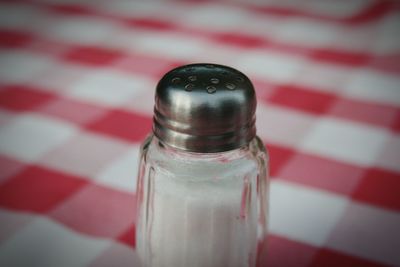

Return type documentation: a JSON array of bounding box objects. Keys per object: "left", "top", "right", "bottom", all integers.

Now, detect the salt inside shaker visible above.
[{"left": 136, "top": 63, "right": 269, "bottom": 267}]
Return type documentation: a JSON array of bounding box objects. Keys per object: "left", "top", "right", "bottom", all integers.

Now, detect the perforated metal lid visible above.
[{"left": 153, "top": 63, "right": 256, "bottom": 153}]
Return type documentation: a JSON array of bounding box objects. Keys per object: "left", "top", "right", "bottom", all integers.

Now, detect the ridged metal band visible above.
[{"left": 153, "top": 63, "right": 257, "bottom": 153}]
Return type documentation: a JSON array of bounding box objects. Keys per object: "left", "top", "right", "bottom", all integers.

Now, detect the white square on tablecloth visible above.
[
  {"left": 0, "top": 110, "right": 16, "bottom": 129},
  {"left": 97, "top": 1, "right": 173, "bottom": 17},
  {"left": 39, "top": 131, "right": 129, "bottom": 179},
  {"left": 256, "top": 103, "right": 316, "bottom": 147},
  {"left": 376, "top": 134, "right": 400, "bottom": 173},
  {"left": 242, "top": 0, "right": 368, "bottom": 17},
  {"left": 295, "top": 62, "right": 355, "bottom": 93},
  {"left": 88, "top": 242, "right": 141, "bottom": 267},
  {"left": 343, "top": 69, "right": 400, "bottom": 106},
  {"left": 273, "top": 19, "right": 340, "bottom": 47},
  {"left": 0, "top": 51, "right": 55, "bottom": 84},
  {"left": 180, "top": 3, "right": 249, "bottom": 31},
  {"left": 302, "top": 0, "right": 370, "bottom": 17},
  {"left": 96, "top": 145, "right": 140, "bottom": 193},
  {"left": 372, "top": 14, "right": 400, "bottom": 54},
  {"left": 0, "top": 209, "right": 33, "bottom": 243},
  {"left": 66, "top": 69, "right": 151, "bottom": 107},
  {"left": 0, "top": 114, "right": 77, "bottom": 162},
  {"left": 299, "top": 118, "right": 388, "bottom": 166},
  {"left": 134, "top": 32, "right": 207, "bottom": 60},
  {"left": 43, "top": 16, "right": 118, "bottom": 45},
  {"left": 269, "top": 180, "right": 348, "bottom": 246},
  {"left": 0, "top": 217, "right": 110, "bottom": 267},
  {"left": 234, "top": 51, "right": 306, "bottom": 83},
  {"left": 31, "top": 64, "right": 91, "bottom": 93},
  {"left": 327, "top": 202, "right": 400, "bottom": 266},
  {"left": 0, "top": 2, "right": 39, "bottom": 30}
]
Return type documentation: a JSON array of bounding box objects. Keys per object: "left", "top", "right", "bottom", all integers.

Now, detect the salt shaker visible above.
[{"left": 136, "top": 63, "right": 269, "bottom": 267}]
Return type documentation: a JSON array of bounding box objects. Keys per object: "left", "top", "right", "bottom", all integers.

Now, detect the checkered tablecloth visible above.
[{"left": 0, "top": 0, "right": 399, "bottom": 266}]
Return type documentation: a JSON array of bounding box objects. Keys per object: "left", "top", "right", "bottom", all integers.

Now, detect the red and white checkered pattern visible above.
[{"left": 0, "top": 0, "right": 399, "bottom": 266}]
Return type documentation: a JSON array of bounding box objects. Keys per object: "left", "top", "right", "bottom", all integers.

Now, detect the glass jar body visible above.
[{"left": 136, "top": 135, "right": 269, "bottom": 267}]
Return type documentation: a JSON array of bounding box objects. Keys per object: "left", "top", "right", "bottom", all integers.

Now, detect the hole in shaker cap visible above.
[
  {"left": 185, "top": 83, "right": 194, "bottom": 91},
  {"left": 171, "top": 77, "right": 181, "bottom": 84},
  {"left": 236, "top": 76, "right": 244, "bottom": 82},
  {"left": 226, "top": 83, "right": 236, "bottom": 90},
  {"left": 206, "top": 86, "right": 216, "bottom": 94},
  {"left": 188, "top": 75, "right": 197, "bottom": 82},
  {"left": 210, "top": 78, "right": 219, "bottom": 84},
  {"left": 205, "top": 64, "right": 215, "bottom": 68}
]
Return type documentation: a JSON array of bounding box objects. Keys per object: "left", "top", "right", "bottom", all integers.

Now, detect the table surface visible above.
[{"left": 0, "top": 0, "right": 399, "bottom": 266}]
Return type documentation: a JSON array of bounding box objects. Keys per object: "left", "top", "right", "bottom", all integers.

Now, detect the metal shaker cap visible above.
[{"left": 153, "top": 63, "right": 256, "bottom": 153}]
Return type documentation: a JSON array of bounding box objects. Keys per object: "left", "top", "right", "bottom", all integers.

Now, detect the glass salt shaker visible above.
[{"left": 136, "top": 63, "right": 269, "bottom": 267}]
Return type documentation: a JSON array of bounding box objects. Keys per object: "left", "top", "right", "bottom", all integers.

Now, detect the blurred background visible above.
[{"left": 0, "top": 0, "right": 399, "bottom": 266}]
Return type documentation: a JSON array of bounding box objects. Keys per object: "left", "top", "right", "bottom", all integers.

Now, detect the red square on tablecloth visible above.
[{"left": 0, "top": 166, "right": 87, "bottom": 213}]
